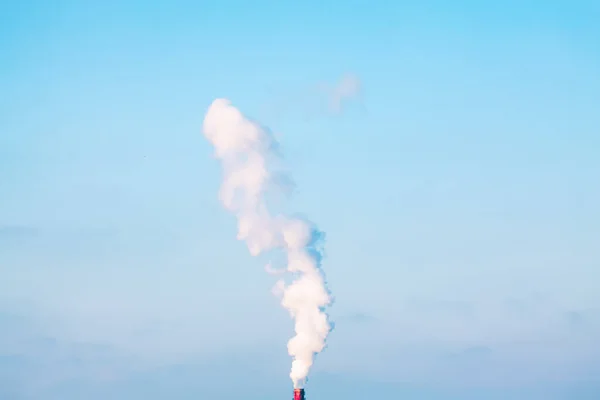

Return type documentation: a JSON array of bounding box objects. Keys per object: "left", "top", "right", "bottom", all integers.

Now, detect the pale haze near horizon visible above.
[{"left": 1, "top": 1, "right": 600, "bottom": 399}]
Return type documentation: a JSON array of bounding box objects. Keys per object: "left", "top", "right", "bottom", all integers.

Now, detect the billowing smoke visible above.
[{"left": 203, "top": 99, "right": 332, "bottom": 388}]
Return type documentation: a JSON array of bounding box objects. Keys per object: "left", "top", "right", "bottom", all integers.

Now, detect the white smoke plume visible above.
[{"left": 203, "top": 99, "right": 332, "bottom": 388}]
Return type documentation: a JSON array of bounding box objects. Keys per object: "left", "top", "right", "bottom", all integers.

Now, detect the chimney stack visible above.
[{"left": 293, "top": 388, "right": 305, "bottom": 400}]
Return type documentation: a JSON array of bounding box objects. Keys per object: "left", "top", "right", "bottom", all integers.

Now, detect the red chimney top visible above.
[{"left": 293, "top": 388, "right": 305, "bottom": 400}]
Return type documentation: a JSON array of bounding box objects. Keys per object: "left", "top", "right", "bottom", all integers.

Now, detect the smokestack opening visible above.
[{"left": 293, "top": 388, "right": 305, "bottom": 400}]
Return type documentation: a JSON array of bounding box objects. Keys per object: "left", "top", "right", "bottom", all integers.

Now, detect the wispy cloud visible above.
[
  {"left": 404, "top": 297, "right": 475, "bottom": 318},
  {"left": 565, "top": 308, "right": 600, "bottom": 334},
  {"left": 263, "top": 72, "right": 364, "bottom": 120},
  {"left": 334, "top": 311, "right": 377, "bottom": 325},
  {"left": 0, "top": 305, "right": 144, "bottom": 398},
  {"left": 0, "top": 225, "right": 39, "bottom": 240},
  {"left": 324, "top": 73, "right": 363, "bottom": 114},
  {"left": 444, "top": 345, "right": 493, "bottom": 361},
  {"left": 0, "top": 224, "right": 119, "bottom": 243}
]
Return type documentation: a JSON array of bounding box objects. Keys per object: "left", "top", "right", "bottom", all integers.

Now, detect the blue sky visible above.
[{"left": 1, "top": 1, "right": 600, "bottom": 398}]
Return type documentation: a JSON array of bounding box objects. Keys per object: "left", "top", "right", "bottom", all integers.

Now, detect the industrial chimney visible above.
[{"left": 293, "top": 388, "right": 305, "bottom": 400}]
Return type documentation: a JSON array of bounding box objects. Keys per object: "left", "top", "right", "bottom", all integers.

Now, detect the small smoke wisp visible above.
[
  {"left": 326, "top": 73, "right": 363, "bottom": 113},
  {"left": 203, "top": 99, "right": 332, "bottom": 388}
]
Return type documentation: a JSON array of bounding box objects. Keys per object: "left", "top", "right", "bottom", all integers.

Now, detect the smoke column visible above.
[{"left": 203, "top": 99, "right": 332, "bottom": 388}]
